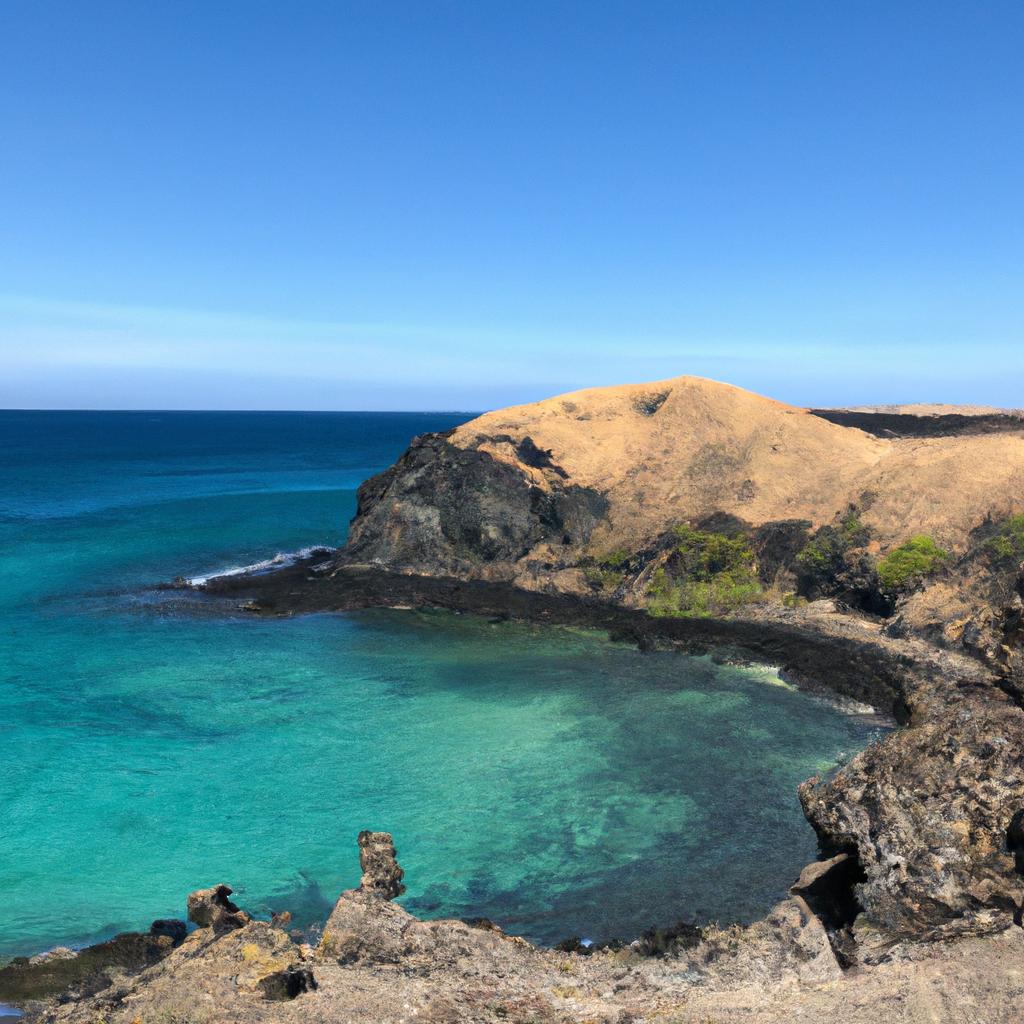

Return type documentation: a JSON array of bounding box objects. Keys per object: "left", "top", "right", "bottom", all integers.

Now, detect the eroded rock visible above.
[
  {"left": 358, "top": 829, "right": 406, "bottom": 898},
  {"left": 186, "top": 884, "right": 251, "bottom": 933},
  {"left": 800, "top": 693, "right": 1024, "bottom": 959}
]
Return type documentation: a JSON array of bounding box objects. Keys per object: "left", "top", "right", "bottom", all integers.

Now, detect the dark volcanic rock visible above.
[
  {"left": 0, "top": 926, "right": 185, "bottom": 1005},
  {"left": 345, "top": 431, "right": 607, "bottom": 574},
  {"left": 258, "top": 965, "right": 317, "bottom": 1000},
  {"left": 1007, "top": 808, "right": 1024, "bottom": 874},
  {"left": 148, "top": 919, "right": 187, "bottom": 944},
  {"left": 810, "top": 408, "right": 1024, "bottom": 438},
  {"left": 751, "top": 519, "right": 813, "bottom": 586}
]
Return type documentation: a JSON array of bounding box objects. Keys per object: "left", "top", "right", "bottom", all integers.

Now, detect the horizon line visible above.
[{"left": 0, "top": 407, "right": 484, "bottom": 414}]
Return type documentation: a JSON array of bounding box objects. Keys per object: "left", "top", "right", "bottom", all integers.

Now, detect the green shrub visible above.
[
  {"left": 672, "top": 523, "right": 754, "bottom": 580},
  {"left": 796, "top": 509, "right": 868, "bottom": 575},
  {"left": 646, "top": 569, "right": 680, "bottom": 616},
  {"left": 984, "top": 514, "right": 1024, "bottom": 564},
  {"left": 676, "top": 577, "right": 763, "bottom": 617},
  {"left": 583, "top": 565, "right": 625, "bottom": 591},
  {"left": 646, "top": 525, "right": 761, "bottom": 617},
  {"left": 602, "top": 548, "right": 631, "bottom": 568},
  {"left": 877, "top": 535, "right": 948, "bottom": 590}
]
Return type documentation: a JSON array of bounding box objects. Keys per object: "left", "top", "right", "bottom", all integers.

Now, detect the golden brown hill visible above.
[{"left": 450, "top": 375, "right": 1024, "bottom": 558}]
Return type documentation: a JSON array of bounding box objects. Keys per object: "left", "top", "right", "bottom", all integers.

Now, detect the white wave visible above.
[{"left": 188, "top": 545, "right": 333, "bottom": 587}]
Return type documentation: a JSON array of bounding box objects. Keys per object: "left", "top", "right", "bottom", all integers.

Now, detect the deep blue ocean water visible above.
[{"left": 0, "top": 411, "right": 882, "bottom": 958}]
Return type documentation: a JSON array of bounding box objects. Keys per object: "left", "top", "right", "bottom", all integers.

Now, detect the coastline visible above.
[
  {"left": 197, "top": 555, "right": 991, "bottom": 716},
  {"left": 192, "top": 556, "right": 1023, "bottom": 958},
  {"left": 7, "top": 561, "right": 1021, "bottom": 1018}
]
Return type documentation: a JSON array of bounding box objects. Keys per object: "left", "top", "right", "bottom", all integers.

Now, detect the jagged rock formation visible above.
[
  {"left": 356, "top": 829, "right": 406, "bottom": 898},
  {"left": 18, "top": 833, "right": 1024, "bottom": 1024},
  {"left": 800, "top": 684, "right": 1024, "bottom": 961},
  {"left": 187, "top": 884, "right": 252, "bottom": 934}
]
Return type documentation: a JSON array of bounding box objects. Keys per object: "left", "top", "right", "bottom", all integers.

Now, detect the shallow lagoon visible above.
[{"left": 0, "top": 412, "right": 881, "bottom": 955}]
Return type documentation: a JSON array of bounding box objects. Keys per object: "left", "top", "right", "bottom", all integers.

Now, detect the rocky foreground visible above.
[
  {"left": 7, "top": 832, "right": 1024, "bottom": 1024},
  {"left": 7, "top": 376, "right": 1024, "bottom": 1022}
]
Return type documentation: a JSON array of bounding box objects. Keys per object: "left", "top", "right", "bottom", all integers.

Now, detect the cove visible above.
[
  {"left": 0, "top": 604, "right": 882, "bottom": 956},
  {"left": 0, "top": 412, "right": 883, "bottom": 959}
]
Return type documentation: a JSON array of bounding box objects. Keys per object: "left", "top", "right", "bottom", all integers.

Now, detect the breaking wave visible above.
[{"left": 188, "top": 545, "right": 333, "bottom": 587}]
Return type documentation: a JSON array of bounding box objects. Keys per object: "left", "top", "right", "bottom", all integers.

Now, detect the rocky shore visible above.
[
  {"left": 6, "top": 831, "right": 1024, "bottom": 1023},
  {"left": 200, "top": 558, "right": 1024, "bottom": 962},
  {"left": 8, "top": 376, "right": 1023, "bottom": 1022}
]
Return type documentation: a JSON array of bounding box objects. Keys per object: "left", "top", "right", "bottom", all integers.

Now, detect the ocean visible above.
[{"left": 0, "top": 411, "right": 880, "bottom": 957}]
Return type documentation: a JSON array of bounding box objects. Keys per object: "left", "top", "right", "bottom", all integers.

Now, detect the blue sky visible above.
[{"left": 1, "top": 1, "right": 1022, "bottom": 410}]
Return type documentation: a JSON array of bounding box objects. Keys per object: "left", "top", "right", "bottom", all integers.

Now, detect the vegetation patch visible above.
[
  {"left": 581, "top": 547, "right": 633, "bottom": 592},
  {"left": 877, "top": 535, "right": 948, "bottom": 591},
  {"left": 582, "top": 565, "right": 625, "bottom": 592},
  {"left": 795, "top": 509, "right": 868, "bottom": 579},
  {"left": 983, "top": 514, "right": 1024, "bottom": 567},
  {"left": 646, "top": 524, "right": 762, "bottom": 617}
]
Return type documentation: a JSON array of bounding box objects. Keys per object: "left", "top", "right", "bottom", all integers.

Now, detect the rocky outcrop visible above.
[
  {"left": 799, "top": 689, "right": 1024, "bottom": 962},
  {"left": 22, "top": 833, "right": 1024, "bottom": 1024},
  {"left": 0, "top": 920, "right": 186, "bottom": 1005},
  {"left": 346, "top": 431, "right": 607, "bottom": 578},
  {"left": 357, "top": 829, "right": 406, "bottom": 897},
  {"left": 186, "top": 884, "right": 251, "bottom": 934}
]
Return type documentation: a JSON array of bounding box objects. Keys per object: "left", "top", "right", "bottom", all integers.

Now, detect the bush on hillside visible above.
[
  {"left": 877, "top": 535, "right": 948, "bottom": 591},
  {"left": 984, "top": 514, "right": 1024, "bottom": 565},
  {"left": 795, "top": 509, "right": 869, "bottom": 578},
  {"left": 646, "top": 525, "right": 762, "bottom": 617}
]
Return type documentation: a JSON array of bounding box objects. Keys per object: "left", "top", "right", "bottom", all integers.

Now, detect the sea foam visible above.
[{"left": 188, "top": 545, "right": 333, "bottom": 587}]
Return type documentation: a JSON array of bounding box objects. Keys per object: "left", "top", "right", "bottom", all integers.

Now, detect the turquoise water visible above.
[{"left": 0, "top": 412, "right": 881, "bottom": 957}]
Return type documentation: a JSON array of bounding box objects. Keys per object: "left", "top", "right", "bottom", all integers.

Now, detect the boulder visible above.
[{"left": 186, "top": 884, "right": 250, "bottom": 933}]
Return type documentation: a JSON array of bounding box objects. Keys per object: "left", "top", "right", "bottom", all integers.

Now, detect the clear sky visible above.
[{"left": 1, "top": 1, "right": 1022, "bottom": 411}]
